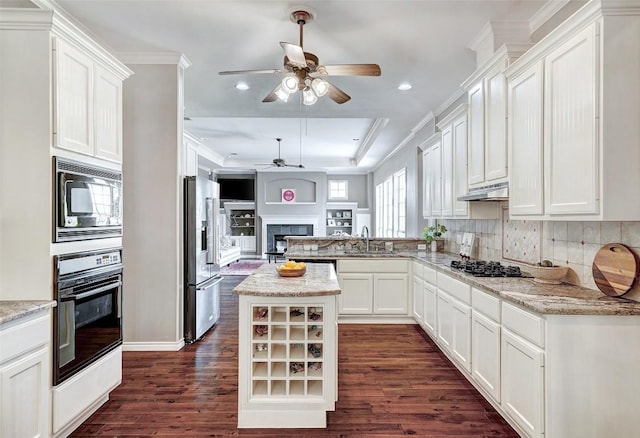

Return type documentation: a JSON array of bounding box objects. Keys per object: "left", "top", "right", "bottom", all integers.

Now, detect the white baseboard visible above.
[
  {"left": 122, "top": 339, "right": 185, "bottom": 351},
  {"left": 338, "top": 316, "right": 416, "bottom": 324}
]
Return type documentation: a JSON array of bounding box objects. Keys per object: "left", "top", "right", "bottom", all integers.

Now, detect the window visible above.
[
  {"left": 375, "top": 167, "right": 407, "bottom": 237},
  {"left": 328, "top": 180, "right": 348, "bottom": 200},
  {"left": 393, "top": 169, "right": 406, "bottom": 237},
  {"left": 375, "top": 183, "right": 384, "bottom": 237}
]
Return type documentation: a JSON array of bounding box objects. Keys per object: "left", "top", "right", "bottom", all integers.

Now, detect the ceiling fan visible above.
[
  {"left": 219, "top": 9, "right": 381, "bottom": 105},
  {"left": 257, "top": 138, "right": 305, "bottom": 169}
]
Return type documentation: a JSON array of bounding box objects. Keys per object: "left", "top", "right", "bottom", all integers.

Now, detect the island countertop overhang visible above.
[{"left": 233, "top": 263, "right": 341, "bottom": 297}]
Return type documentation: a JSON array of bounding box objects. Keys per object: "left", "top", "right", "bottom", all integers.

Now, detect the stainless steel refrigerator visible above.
[{"left": 184, "top": 174, "right": 223, "bottom": 343}]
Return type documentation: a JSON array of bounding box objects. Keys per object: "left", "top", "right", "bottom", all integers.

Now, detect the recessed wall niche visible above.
[{"left": 265, "top": 178, "right": 317, "bottom": 203}]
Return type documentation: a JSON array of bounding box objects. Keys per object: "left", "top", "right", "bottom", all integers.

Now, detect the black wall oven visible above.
[
  {"left": 53, "top": 249, "right": 123, "bottom": 385},
  {"left": 54, "top": 156, "right": 122, "bottom": 242}
]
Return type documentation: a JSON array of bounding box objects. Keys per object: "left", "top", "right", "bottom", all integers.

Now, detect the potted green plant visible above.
[{"left": 423, "top": 224, "right": 447, "bottom": 252}]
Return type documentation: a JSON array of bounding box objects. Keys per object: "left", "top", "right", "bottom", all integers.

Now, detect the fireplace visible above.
[{"left": 260, "top": 216, "right": 319, "bottom": 257}]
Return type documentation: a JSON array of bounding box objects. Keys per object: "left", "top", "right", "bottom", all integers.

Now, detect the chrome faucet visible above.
[{"left": 361, "top": 225, "right": 370, "bottom": 252}]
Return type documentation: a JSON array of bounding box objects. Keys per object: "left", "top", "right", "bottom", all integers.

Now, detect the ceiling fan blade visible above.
[
  {"left": 219, "top": 69, "right": 284, "bottom": 75},
  {"left": 285, "top": 163, "right": 305, "bottom": 168},
  {"left": 316, "top": 64, "right": 381, "bottom": 76},
  {"left": 262, "top": 85, "right": 279, "bottom": 103},
  {"left": 326, "top": 81, "right": 351, "bottom": 104},
  {"left": 280, "top": 42, "right": 307, "bottom": 68}
]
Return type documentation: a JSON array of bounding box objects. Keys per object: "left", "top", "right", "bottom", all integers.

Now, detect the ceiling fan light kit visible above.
[{"left": 218, "top": 8, "right": 381, "bottom": 105}]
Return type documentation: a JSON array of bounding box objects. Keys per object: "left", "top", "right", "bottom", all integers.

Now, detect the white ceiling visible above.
[{"left": 42, "top": 0, "right": 547, "bottom": 171}]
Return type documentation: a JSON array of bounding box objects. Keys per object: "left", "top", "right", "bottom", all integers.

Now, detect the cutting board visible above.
[{"left": 592, "top": 243, "right": 639, "bottom": 297}]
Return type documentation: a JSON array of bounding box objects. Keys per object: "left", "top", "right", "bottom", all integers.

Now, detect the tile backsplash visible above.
[{"left": 438, "top": 207, "right": 640, "bottom": 293}]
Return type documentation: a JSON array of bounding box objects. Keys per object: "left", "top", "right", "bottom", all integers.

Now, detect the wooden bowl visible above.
[
  {"left": 526, "top": 264, "right": 569, "bottom": 284},
  {"left": 277, "top": 267, "right": 306, "bottom": 277}
]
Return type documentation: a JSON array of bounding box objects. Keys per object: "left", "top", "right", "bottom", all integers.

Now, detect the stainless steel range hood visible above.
[{"left": 457, "top": 182, "right": 509, "bottom": 201}]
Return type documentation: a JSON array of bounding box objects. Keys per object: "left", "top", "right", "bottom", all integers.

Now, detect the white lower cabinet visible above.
[
  {"left": 0, "top": 311, "right": 51, "bottom": 438},
  {"left": 373, "top": 274, "right": 408, "bottom": 314},
  {"left": 337, "top": 273, "right": 373, "bottom": 314},
  {"left": 450, "top": 299, "right": 471, "bottom": 373},
  {"left": 501, "top": 328, "right": 544, "bottom": 438},
  {"left": 231, "top": 236, "right": 257, "bottom": 253},
  {"left": 423, "top": 282, "right": 437, "bottom": 336},
  {"left": 412, "top": 276, "right": 425, "bottom": 325},
  {"left": 471, "top": 310, "right": 501, "bottom": 402},
  {"left": 436, "top": 291, "right": 453, "bottom": 350},
  {"left": 337, "top": 259, "right": 409, "bottom": 319},
  {"left": 52, "top": 347, "right": 122, "bottom": 437}
]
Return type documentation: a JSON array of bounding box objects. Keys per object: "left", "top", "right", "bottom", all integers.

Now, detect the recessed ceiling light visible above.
[
  {"left": 235, "top": 82, "right": 250, "bottom": 90},
  {"left": 398, "top": 83, "right": 412, "bottom": 91}
]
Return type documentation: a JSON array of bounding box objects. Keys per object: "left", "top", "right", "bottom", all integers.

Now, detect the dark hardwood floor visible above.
[{"left": 71, "top": 276, "right": 517, "bottom": 437}]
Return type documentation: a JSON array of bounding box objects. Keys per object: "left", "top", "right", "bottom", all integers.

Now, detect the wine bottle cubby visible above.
[{"left": 250, "top": 305, "right": 325, "bottom": 397}]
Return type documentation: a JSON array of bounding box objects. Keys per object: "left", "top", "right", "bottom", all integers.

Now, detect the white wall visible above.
[{"left": 122, "top": 62, "right": 185, "bottom": 346}]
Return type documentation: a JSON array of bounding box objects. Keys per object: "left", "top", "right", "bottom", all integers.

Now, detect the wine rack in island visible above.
[{"left": 251, "top": 305, "right": 325, "bottom": 397}]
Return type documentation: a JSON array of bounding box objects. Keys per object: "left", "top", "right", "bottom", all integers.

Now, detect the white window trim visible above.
[{"left": 328, "top": 180, "right": 348, "bottom": 200}]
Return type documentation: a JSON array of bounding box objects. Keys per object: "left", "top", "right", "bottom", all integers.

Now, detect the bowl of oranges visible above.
[{"left": 277, "top": 260, "right": 307, "bottom": 277}]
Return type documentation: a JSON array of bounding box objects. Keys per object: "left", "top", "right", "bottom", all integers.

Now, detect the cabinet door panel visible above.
[
  {"left": 441, "top": 127, "right": 454, "bottom": 217},
  {"left": 412, "top": 277, "right": 425, "bottom": 324},
  {"left": 423, "top": 282, "right": 437, "bottom": 336},
  {"left": 422, "top": 149, "right": 432, "bottom": 217},
  {"left": 472, "top": 311, "right": 501, "bottom": 402},
  {"left": 94, "top": 65, "right": 122, "bottom": 162},
  {"left": 430, "top": 142, "right": 442, "bottom": 217},
  {"left": 337, "top": 273, "right": 373, "bottom": 314},
  {"left": 468, "top": 81, "right": 485, "bottom": 185},
  {"left": 1, "top": 347, "right": 49, "bottom": 438},
  {"left": 451, "top": 299, "right": 471, "bottom": 372},
  {"left": 373, "top": 274, "right": 408, "bottom": 314},
  {"left": 502, "top": 329, "right": 545, "bottom": 437},
  {"left": 485, "top": 66, "right": 508, "bottom": 182},
  {"left": 453, "top": 116, "right": 469, "bottom": 217},
  {"left": 55, "top": 39, "right": 94, "bottom": 155},
  {"left": 436, "top": 290, "right": 453, "bottom": 350},
  {"left": 544, "top": 23, "right": 598, "bottom": 215},
  {"left": 509, "top": 61, "right": 544, "bottom": 215}
]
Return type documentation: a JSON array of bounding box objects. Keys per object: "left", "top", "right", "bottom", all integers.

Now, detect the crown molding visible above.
[
  {"left": 418, "top": 132, "right": 442, "bottom": 152},
  {"left": 529, "top": 0, "right": 572, "bottom": 34},
  {"left": 117, "top": 52, "right": 192, "bottom": 69},
  {"left": 373, "top": 111, "right": 434, "bottom": 172},
  {"left": 0, "top": 8, "right": 53, "bottom": 29},
  {"left": 435, "top": 87, "right": 467, "bottom": 118},
  {"left": 354, "top": 118, "right": 388, "bottom": 164},
  {"left": 436, "top": 103, "right": 468, "bottom": 130}
]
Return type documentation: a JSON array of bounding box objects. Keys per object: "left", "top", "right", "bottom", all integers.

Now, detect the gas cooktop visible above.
[{"left": 450, "top": 260, "right": 529, "bottom": 278}]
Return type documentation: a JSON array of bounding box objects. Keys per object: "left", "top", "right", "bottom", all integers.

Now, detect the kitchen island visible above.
[{"left": 233, "top": 263, "right": 341, "bottom": 428}]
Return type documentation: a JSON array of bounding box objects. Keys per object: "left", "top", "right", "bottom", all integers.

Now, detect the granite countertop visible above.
[
  {"left": 286, "top": 250, "right": 640, "bottom": 316},
  {"left": 233, "top": 262, "right": 341, "bottom": 297},
  {"left": 0, "top": 300, "right": 57, "bottom": 325}
]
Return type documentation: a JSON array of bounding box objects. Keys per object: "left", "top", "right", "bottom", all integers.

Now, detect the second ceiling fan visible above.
[{"left": 219, "top": 9, "right": 381, "bottom": 104}]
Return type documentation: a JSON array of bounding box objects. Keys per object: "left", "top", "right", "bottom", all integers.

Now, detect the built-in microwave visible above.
[{"left": 54, "top": 156, "right": 123, "bottom": 242}]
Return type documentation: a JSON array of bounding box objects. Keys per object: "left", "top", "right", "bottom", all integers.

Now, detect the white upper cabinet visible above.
[
  {"left": 452, "top": 114, "right": 469, "bottom": 217},
  {"left": 55, "top": 38, "right": 94, "bottom": 156},
  {"left": 508, "top": 61, "right": 544, "bottom": 216},
  {"left": 440, "top": 125, "right": 454, "bottom": 217},
  {"left": 506, "top": 1, "right": 640, "bottom": 220},
  {"left": 467, "top": 81, "right": 485, "bottom": 186},
  {"left": 544, "top": 24, "right": 598, "bottom": 215},
  {"left": 484, "top": 63, "right": 508, "bottom": 183},
  {"left": 430, "top": 139, "right": 442, "bottom": 217},
  {"left": 94, "top": 65, "right": 123, "bottom": 162},
  {"left": 54, "top": 37, "right": 127, "bottom": 163},
  {"left": 421, "top": 147, "right": 432, "bottom": 218}
]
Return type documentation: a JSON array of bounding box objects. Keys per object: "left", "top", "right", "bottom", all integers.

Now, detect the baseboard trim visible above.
[
  {"left": 338, "top": 317, "right": 416, "bottom": 324},
  {"left": 122, "top": 340, "right": 185, "bottom": 351}
]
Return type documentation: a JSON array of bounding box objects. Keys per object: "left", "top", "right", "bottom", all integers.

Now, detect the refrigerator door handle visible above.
[
  {"left": 201, "top": 222, "right": 208, "bottom": 252},
  {"left": 196, "top": 275, "right": 224, "bottom": 290}
]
